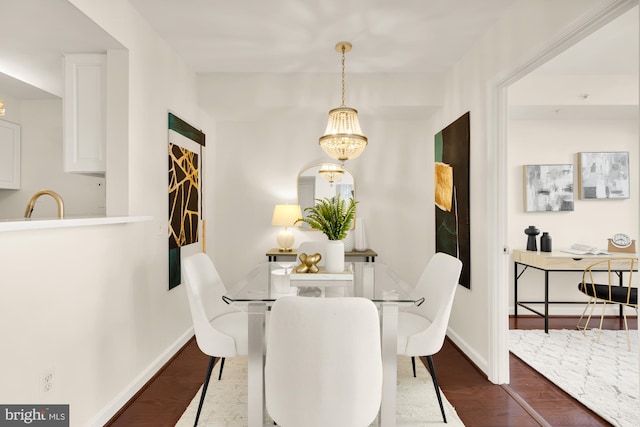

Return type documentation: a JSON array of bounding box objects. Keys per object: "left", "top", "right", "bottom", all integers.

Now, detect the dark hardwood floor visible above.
[{"left": 106, "top": 316, "right": 636, "bottom": 426}]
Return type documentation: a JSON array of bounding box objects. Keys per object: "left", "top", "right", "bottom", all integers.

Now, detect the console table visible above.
[
  {"left": 266, "top": 248, "right": 377, "bottom": 262},
  {"left": 513, "top": 249, "right": 634, "bottom": 333}
]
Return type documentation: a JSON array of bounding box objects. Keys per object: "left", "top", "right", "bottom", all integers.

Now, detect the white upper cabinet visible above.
[
  {"left": 0, "top": 119, "right": 21, "bottom": 189},
  {"left": 64, "top": 53, "right": 106, "bottom": 175}
]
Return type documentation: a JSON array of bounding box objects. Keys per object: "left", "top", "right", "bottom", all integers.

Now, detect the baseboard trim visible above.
[
  {"left": 89, "top": 327, "right": 195, "bottom": 427},
  {"left": 445, "top": 326, "right": 489, "bottom": 377}
]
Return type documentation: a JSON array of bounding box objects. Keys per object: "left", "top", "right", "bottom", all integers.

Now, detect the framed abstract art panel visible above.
[
  {"left": 168, "top": 112, "right": 206, "bottom": 289},
  {"left": 434, "top": 112, "right": 471, "bottom": 289},
  {"left": 578, "top": 151, "right": 629, "bottom": 199},
  {"left": 523, "top": 164, "right": 574, "bottom": 212}
]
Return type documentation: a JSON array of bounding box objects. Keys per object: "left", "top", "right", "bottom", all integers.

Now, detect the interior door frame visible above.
[{"left": 488, "top": 0, "right": 638, "bottom": 384}]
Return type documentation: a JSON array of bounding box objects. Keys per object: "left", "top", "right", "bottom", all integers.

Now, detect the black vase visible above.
[
  {"left": 524, "top": 226, "right": 540, "bottom": 251},
  {"left": 541, "top": 232, "right": 552, "bottom": 252}
]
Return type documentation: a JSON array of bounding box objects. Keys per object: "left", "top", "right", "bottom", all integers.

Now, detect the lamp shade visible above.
[{"left": 271, "top": 204, "right": 302, "bottom": 227}]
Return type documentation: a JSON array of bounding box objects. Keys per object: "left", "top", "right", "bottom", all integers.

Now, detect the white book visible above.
[{"left": 561, "top": 244, "right": 609, "bottom": 255}]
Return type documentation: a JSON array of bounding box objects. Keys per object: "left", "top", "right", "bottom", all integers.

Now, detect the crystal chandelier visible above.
[
  {"left": 318, "top": 163, "right": 344, "bottom": 185},
  {"left": 319, "top": 42, "right": 368, "bottom": 162}
]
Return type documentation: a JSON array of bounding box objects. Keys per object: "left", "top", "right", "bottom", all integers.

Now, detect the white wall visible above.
[
  {"left": 0, "top": 99, "right": 106, "bottom": 219},
  {"left": 508, "top": 118, "right": 638, "bottom": 313},
  {"left": 435, "top": 0, "right": 622, "bottom": 375},
  {"left": 0, "top": 0, "right": 214, "bottom": 425},
  {"left": 200, "top": 73, "right": 444, "bottom": 287}
]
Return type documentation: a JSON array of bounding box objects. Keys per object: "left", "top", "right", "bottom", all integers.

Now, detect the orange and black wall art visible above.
[{"left": 434, "top": 111, "right": 471, "bottom": 289}]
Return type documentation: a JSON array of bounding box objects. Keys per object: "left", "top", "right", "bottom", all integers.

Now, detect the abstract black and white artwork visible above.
[
  {"left": 523, "top": 164, "right": 574, "bottom": 212},
  {"left": 579, "top": 152, "right": 629, "bottom": 199}
]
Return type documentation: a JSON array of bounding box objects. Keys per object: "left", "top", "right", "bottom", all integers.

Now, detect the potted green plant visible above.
[{"left": 296, "top": 195, "right": 357, "bottom": 272}]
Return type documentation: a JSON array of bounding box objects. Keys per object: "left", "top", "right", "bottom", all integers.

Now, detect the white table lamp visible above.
[{"left": 272, "top": 204, "right": 302, "bottom": 251}]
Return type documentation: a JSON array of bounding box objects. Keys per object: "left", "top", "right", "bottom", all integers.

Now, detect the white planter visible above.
[{"left": 325, "top": 240, "right": 345, "bottom": 273}]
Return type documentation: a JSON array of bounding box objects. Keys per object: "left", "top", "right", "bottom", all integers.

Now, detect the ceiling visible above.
[
  {"left": 1, "top": 0, "right": 637, "bottom": 117},
  {"left": 128, "top": 0, "right": 519, "bottom": 73},
  {"left": 510, "top": 5, "right": 638, "bottom": 120},
  {"left": 128, "top": 0, "right": 638, "bottom": 120},
  {"left": 0, "top": 0, "right": 123, "bottom": 99},
  {"left": 532, "top": 4, "right": 638, "bottom": 76}
]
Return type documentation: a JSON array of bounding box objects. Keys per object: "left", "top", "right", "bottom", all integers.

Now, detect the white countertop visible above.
[{"left": 0, "top": 215, "right": 153, "bottom": 232}]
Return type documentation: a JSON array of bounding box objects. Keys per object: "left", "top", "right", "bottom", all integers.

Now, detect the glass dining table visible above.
[{"left": 222, "top": 261, "right": 423, "bottom": 427}]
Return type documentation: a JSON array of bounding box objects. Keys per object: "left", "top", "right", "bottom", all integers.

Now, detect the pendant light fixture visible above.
[
  {"left": 318, "top": 163, "right": 344, "bottom": 185},
  {"left": 319, "top": 42, "right": 368, "bottom": 162}
]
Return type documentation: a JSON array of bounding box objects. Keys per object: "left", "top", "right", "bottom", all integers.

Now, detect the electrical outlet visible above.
[
  {"left": 97, "top": 181, "right": 106, "bottom": 209},
  {"left": 41, "top": 369, "right": 54, "bottom": 394}
]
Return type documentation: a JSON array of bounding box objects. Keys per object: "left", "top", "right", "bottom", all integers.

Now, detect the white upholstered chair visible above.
[
  {"left": 265, "top": 296, "right": 382, "bottom": 427},
  {"left": 182, "top": 252, "right": 248, "bottom": 426},
  {"left": 397, "top": 252, "right": 462, "bottom": 423}
]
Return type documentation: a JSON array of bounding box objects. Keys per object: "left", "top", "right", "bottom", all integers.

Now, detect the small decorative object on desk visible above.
[
  {"left": 524, "top": 225, "right": 540, "bottom": 251},
  {"left": 295, "top": 253, "right": 322, "bottom": 274},
  {"left": 607, "top": 233, "right": 636, "bottom": 253},
  {"left": 540, "top": 232, "right": 552, "bottom": 252}
]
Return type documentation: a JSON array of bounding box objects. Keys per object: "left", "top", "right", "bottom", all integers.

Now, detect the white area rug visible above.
[
  {"left": 176, "top": 355, "right": 465, "bottom": 426},
  {"left": 509, "top": 329, "right": 639, "bottom": 427}
]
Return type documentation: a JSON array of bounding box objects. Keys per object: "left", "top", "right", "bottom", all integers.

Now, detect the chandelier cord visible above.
[{"left": 341, "top": 45, "right": 346, "bottom": 107}]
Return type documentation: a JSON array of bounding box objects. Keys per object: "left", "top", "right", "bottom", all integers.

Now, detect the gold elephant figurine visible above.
[{"left": 295, "top": 253, "right": 322, "bottom": 273}]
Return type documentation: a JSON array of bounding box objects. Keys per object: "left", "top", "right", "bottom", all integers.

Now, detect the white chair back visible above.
[
  {"left": 405, "top": 252, "right": 462, "bottom": 356},
  {"left": 265, "top": 296, "right": 382, "bottom": 427},
  {"left": 182, "top": 252, "right": 239, "bottom": 357}
]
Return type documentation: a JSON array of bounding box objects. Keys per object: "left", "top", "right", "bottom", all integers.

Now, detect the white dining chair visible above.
[
  {"left": 182, "top": 252, "right": 248, "bottom": 427},
  {"left": 265, "top": 296, "right": 382, "bottom": 427},
  {"left": 397, "top": 252, "right": 462, "bottom": 423}
]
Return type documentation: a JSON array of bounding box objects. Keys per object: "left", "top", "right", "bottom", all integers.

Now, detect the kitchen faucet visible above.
[{"left": 24, "top": 190, "right": 65, "bottom": 219}]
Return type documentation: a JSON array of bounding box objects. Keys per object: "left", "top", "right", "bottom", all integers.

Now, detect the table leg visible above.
[
  {"left": 360, "top": 263, "right": 375, "bottom": 299},
  {"left": 514, "top": 262, "right": 518, "bottom": 318},
  {"left": 380, "top": 301, "right": 398, "bottom": 427},
  {"left": 619, "top": 272, "right": 624, "bottom": 318},
  {"left": 248, "top": 302, "right": 266, "bottom": 427},
  {"left": 544, "top": 270, "right": 549, "bottom": 333}
]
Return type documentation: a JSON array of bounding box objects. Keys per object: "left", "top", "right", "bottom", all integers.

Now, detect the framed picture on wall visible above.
[
  {"left": 578, "top": 151, "right": 629, "bottom": 199},
  {"left": 523, "top": 164, "right": 574, "bottom": 212}
]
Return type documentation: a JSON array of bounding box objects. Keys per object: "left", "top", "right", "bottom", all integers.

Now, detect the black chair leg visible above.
[
  {"left": 426, "top": 355, "right": 447, "bottom": 423},
  {"left": 411, "top": 356, "right": 416, "bottom": 377},
  {"left": 194, "top": 356, "right": 216, "bottom": 427},
  {"left": 218, "top": 357, "right": 226, "bottom": 380}
]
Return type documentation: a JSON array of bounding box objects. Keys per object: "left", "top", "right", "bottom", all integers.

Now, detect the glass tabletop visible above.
[{"left": 223, "top": 262, "right": 423, "bottom": 306}]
